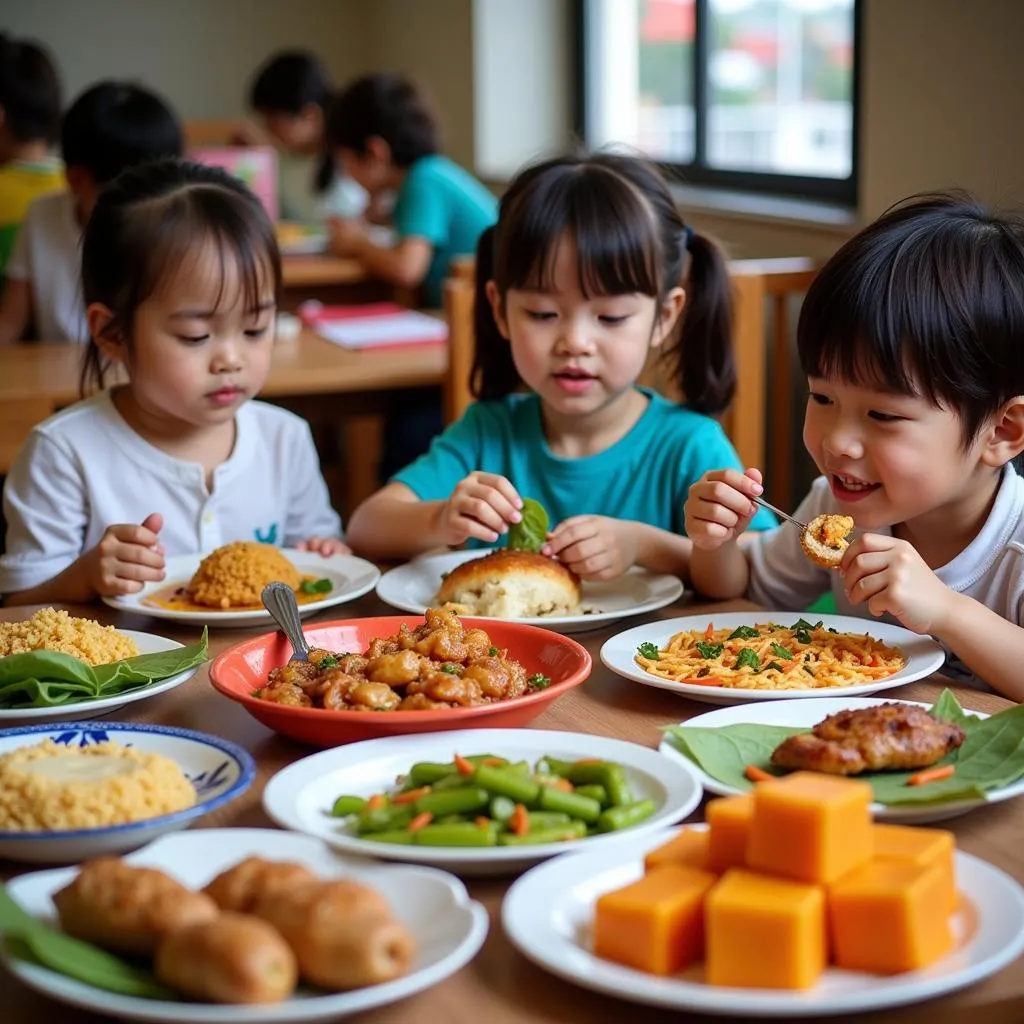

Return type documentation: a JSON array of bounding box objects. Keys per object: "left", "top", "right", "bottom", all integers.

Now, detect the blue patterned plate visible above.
[{"left": 0, "top": 722, "right": 255, "bottom": 863}]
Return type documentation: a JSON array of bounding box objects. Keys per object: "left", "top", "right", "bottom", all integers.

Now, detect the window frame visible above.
[{"left": 576, "top": 0, "right": 862, "bottom": 207}]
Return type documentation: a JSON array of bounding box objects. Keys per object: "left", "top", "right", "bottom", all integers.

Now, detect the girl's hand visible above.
[
  {"left": 544, "top": 516, "right": 637, "bottom": 581},
  {"left": 84, "top": 512, "right": 166, "bottom": 596},
  {"left": 296, "top": 537, "right": 352, "bottom": 557},
  {"left": 684, "top": 468, "right": 763, "bottom": 550},
  {"left": 439, "top": 472, "right": 523, "bottom": 547},
  {"left": 841, "top": 534, "right": 956, "bottom": 635},
  {"left": 326, "top": 216, "right": 368, "bottom": 256}
]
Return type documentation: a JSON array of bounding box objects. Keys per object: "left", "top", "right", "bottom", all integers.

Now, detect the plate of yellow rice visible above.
[
  {"left": 102, "top": 545, "right": 381, "bottom": 627},
  {"left": 0, "top": 609, "right": 201, "bottom": 725}
]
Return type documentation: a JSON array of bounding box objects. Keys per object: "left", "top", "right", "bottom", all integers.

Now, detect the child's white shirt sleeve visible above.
[
  {"left": 0, "top": 431, "right": 88, "bottom": 594},
  {"left": 281, "top": 418, "right": 344, "bottom": 546},
  {"left": 745, "top": 477, "right": 835, "bottom": 610}
]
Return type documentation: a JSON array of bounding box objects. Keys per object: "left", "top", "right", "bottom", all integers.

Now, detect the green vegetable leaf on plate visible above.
[
  {"left": 663, "top": 690, "right": 1024, "bottom": 806},
  {"left": 507, "top": 498, "right": 549, "bottom": 554},
  {"left": 0, "top": 628, "right": 209, "bottom": 710},
  {"left": 299, "top": 577, "right": 333, "bottom": 596},
  {"left": 0, "top": 886, "right": 174, "bottom": 1000},
  {"left": 637, "top": 642, "right": 661, "bottom": 661}
]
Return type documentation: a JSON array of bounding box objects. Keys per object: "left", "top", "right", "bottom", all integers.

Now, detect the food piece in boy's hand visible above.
[
  {"left": 801, "top": 513, "right": 854, "bottom": 569},
  {"left": 155, "top": 913, "right": 298, "bottom": 1004},
  {"left": 771, "top": 703, "right": 965, "bottom": 776},
  {"left": 507, "top": 497, "right": 549, "bottom": 553}
]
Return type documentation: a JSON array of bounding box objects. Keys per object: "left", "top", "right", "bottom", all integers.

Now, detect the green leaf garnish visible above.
[
  {"left": 769, "top": 643, "right": 794, "bottom": 660},
  {"left": 488, "top": 646, "right": 499, "bottom": 656},
  {"left": 318, "top": 655, "right": 339, "bottom": 668},
  {"left": 300, "top": 577, "right": 333, "bottom": 596},
  {"left": 734, "top": 647, "right": 761, "bottom": 671},
  {"left": 0, "top": 629, "right": 208, "bottom": 710},
  {"left": 727, "top": 625, "right": 760, "bottom": 640},
  {"left": 527, "top": 673, "right": 551, "bottom": 690},
  {"left": 637, "top": 642, "right": 661, "bottom": 660},
  {"left": 696, "top": 640, "right": 725, "bottom": 659},
  {"left": 507, "top": 497, "right": 550, "bottom": 553},
  {"left": 662, "top": 690, "right": 1024, "bottom": 807},
  {"left": 763, "top": 661, "right": 784, "bottom": 673}
]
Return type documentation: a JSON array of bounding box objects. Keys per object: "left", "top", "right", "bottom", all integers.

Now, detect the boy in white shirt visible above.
[{"left": 0, "top": 80, "right": 182, "bottom": 343}]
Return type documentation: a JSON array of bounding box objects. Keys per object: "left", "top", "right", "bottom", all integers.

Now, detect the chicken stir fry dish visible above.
[{"left": 256, "top": 609, "right": 548, "bottom": 712}]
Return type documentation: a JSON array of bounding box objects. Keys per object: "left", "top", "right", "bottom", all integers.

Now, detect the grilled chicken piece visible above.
[{"left": 770, "top": 703, "right": 965, "bottom": 775}]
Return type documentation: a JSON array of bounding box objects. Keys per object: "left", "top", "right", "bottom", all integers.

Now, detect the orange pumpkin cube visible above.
[
  {"left": 705, "top": 868, "right": 827, "bottom": 989},
  {"left": 871, "top": 823, "right": 957, "bottom": 913},
  {"left": 593, "top": 864, "right": 717, "bottom": 975},
  {"left": 706, "top": 795, "right": 754, "bottom": 872},
  {"left": 747, "top": 772, "right": 873, "bottom": 884},
  {"left": 644, "top": 828, "right": 714, "bottom": 874},
  {"left": 829, "top": 860, "right": 953, "bottom": 973}
]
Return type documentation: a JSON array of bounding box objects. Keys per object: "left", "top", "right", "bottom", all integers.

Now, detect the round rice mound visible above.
[
  {"left": 188, "top": 542, "right": 304, "bottom": 609},
  {"left": 0, "top": 608, "right": 139, "bottom": 665},
  {"left": 0, "top": 740, "right": 196, "bottom": 832}
]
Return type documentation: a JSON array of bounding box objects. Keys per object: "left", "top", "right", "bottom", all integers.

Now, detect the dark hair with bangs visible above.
[
  {"left": 471, "top": 152, "right": 735, "bottom": 415},
  {"left": 798, "top": 190, "right": 1024, "bottom": 447},
  {"left": 80, "top": 158, "right": 281, "bottom": 393},
  {"left": 325, "top": 73, "right": 438, "bottom": 168},
  {"left": 0, "top": 33, "right": 61, "bottom": 144}
]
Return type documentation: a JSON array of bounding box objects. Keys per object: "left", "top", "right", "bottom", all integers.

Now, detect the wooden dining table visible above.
[{"left": 1, "top": 593, "right": 1022, "bottom": 1024}]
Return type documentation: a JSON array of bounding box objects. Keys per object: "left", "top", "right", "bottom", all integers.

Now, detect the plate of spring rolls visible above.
[
  {"left": 0, "top": 828, "right": 488, "bottom": 1022},
  {"left": 262, "top": 728, "right": 703, "bottom": 875}
]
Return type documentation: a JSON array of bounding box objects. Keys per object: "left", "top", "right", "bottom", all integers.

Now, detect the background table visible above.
[{"left": 1, "top": 593, "right": 1021, "bottom": 1023}]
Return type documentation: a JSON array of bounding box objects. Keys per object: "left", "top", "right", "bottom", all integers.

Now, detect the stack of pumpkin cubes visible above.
[{"left": 594, "top": 772, "right": 956, "bottom": 988}]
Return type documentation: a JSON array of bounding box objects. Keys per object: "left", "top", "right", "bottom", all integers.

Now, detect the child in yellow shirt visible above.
[{"left": 0, "top": 33, "right": 64, "bottom": 278}]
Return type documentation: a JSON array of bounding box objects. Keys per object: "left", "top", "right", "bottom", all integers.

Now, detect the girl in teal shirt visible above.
[{"left": 347, "top": 152, "right": 773, "bottom": 581}]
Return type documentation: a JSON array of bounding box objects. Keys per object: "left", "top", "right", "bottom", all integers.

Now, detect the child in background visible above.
[
  {"left": 247, "top": 49, "right": 367, "bottom": 224},
  {"left": 683, "top": 192, "right": 1024, "bottom": 701},
  {"left": 0, "top": 33, "right": 63, "bottom": 279},
  {"left": 347, "top": 152, "right": 773, "bottom": 580},
  {"left": 324, "top": 73, "right": 497, "bottom": 479},
  {"left": 0, "top": 159, "right": 346, "bottom": 606},
  {"left": 0, "top": 80, "right": 182, "bottom": 344}
]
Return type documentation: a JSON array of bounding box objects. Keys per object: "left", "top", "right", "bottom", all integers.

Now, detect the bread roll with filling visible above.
[
  {"left": 801, "top": 514, "right": 855, "bottom": 569},
  {"left": 436, "top": 550, "right": 581, "bottom": 618}
]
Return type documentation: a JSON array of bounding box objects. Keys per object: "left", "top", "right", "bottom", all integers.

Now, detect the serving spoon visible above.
[{"left": 261, "top": 582, "right": 310, "bottom": 663}]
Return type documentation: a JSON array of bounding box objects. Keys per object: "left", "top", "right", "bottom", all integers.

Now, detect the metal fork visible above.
[
  {"left": 262, "top": 582, "right": 310, "bottom": 662},
  {"left": 751, "top": 494, "right": 809, "bottom": 532}
]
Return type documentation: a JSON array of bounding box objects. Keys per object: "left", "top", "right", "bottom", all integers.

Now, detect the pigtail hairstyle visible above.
[{"left": 472, "top": 152, "right": 735, "bottom": 414}]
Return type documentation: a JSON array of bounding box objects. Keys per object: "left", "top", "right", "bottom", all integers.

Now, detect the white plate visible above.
[
  {"left": 0, "top": 630, "right": 199, "bottom": 726},
  {"left": 104, "top": 551, "right": 381, "bottom": 627},
  {"left": 601, "top": 612, "right": 946, "bottom": 705},
  {"left": 2, "top": 828, "right": 488, "bottom": 1023},
  {"left": 0, "top": 723, "right": 254, "bottom": 863},
  {"left": 375, "top": 549, "right": 684, "bottom": 634},
  {"left": 263, "top": 728, "right": 703, "bottom": 875},
  {"left": 659, "top": 696, "right": 1024, "bottom": 824},
  {"left": 503, "top": 826, "right": 1024, "bottom": 1017}
]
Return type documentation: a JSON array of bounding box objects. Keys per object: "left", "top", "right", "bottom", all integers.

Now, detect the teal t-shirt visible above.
[
  {"left": 393, "top": 389, "right": 777, "bottom": 540},
  {"left": 393, "top": 154, "right": 497, "bottom": 306}
]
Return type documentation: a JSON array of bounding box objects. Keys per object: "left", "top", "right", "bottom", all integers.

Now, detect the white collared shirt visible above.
[{"left": 0, "top": 391, "right": 342, "bottom": 594}]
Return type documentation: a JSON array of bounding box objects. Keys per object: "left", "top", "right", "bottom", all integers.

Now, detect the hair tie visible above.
[{"left": 683, "top": 225, "right": 694, "bottom": 251}]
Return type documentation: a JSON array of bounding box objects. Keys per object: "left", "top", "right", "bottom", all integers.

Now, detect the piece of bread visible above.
[
  {"left": 801, "top": 513, "right": 855, "bottom": 569},
  {"left": 436, "top": 550, "right": 582, "bottom": 618}
]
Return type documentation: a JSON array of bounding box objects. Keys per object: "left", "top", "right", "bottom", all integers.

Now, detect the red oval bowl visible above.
[{"left": 209, "top": 616, "right": 592, "bottom": 747}]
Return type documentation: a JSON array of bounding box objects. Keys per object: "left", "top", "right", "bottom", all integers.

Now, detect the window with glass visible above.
[{"left": 581, "top": 0, "right": 859, "bottom": 203}]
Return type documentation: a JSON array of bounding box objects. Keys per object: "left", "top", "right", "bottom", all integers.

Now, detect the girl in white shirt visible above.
[
  {"left": 0, "top": 158, "right": 346, "bottom": 605},
  {"left": 683, "top": 191, "right": 1024, "bottom": 701}
]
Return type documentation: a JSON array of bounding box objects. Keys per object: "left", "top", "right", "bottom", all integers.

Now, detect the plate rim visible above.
[
  {"left": 1, "top": 827, "right": 490, "bottom": 1023},
  {"left": 600, "top": 611, "right": 946, "bottom": 701},
  {"left": 101, "top": 550, "right": 382, "bottom": 624},
  {"left": 262, "top": 727, "right": 704, "bottom": 867},
  {"left": 375, "top": 548, "right": 685, "bottom": 627},
  {"left": 0, "top": 722, "right": 255, "bottom": 843},
  {"left": 502, "top": 827, "right": 1024, "bottom": 1016},
  {"left": 0, "top": 630, "right": 196, "bottom": 721},
  {"left": 656, "top": 695, "right": 1024, "bottom": 820}
]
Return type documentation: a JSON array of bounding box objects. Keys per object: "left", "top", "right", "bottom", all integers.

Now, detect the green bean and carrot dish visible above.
[{"left": 330, "top": 752, "right": 656, "bottom": 847}]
